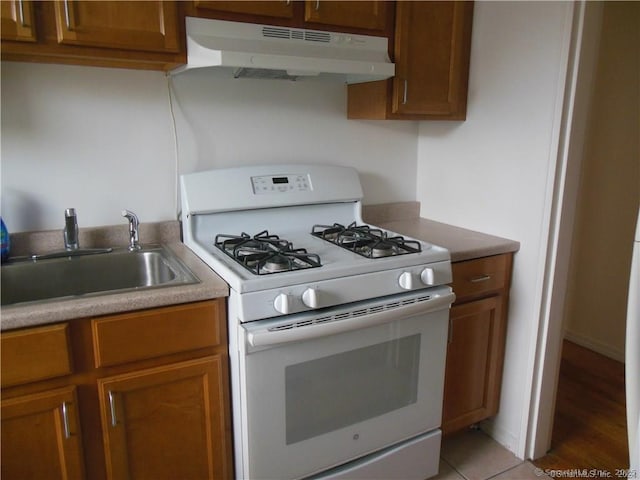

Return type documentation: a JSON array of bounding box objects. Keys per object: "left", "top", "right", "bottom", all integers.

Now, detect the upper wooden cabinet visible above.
[
  {"left": 1, "top": 1, "right": 184, "bottom": 71},
  {"left": 52, "top": 1, "right": 180, "bottom": 52},
  {"left": 1, "top": 0, "right": 37, "bottom": 42},
  {"left": 187, "top": 0, "right": 391, "bottom": 35},
  {"left": 304, "top": 1, "right": 387, "bottom": 32},
  {"left": 193, "top": 1, "right": 295, "bottom": 20},
  {"left": 348, "top": 1, "right": 474, "bottom": 120}
]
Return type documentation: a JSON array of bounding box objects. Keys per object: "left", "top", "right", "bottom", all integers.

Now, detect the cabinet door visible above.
[
  {"left": 304, "top": 1, "right": 388, "bottom": 32},
  {"left": 1, "top": 386, "right": 85, "bottom": 480},
  {"left": 1, "top": 0, "right": 36, "bottom": 42},
  {"left": 392, "top": 1, "right": 473, "bottom": 117},
  {"left": 52, "top": 1, "right": 180, "bottom": 53},
  {"left": 442, "top": 295, "right": 505, "bottom": 434},
  {"left": 99, "top": 356, "right": 231, "bottom": 480},
  {"left": 193, "top": 1, "right": 294, "bottom": 19}
]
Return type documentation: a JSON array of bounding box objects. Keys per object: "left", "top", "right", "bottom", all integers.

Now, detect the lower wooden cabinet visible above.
[
  {"left": 98, "top": 357, "right": 228, "bottom": 480},
  {"left": 442, "top": 253, "right": 513, "bottom": 434},
  {"left": 1, "top": 386, "right": 85, "bottom": 480},
  {"left": 1, "top": 299, "right": 231, "bottom": 480}
]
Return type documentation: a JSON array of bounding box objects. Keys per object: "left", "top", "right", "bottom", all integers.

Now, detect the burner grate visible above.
[
  {"left": 312, "top": 222, "right": 422, "bottom": 258},
  {"left": 215, "top": 230, "right": 321, "bottom": 275}
]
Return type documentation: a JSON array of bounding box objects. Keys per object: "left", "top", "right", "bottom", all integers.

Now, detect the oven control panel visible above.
[{"left": 251, "top": 174, "right": 311, "bottom": 194}]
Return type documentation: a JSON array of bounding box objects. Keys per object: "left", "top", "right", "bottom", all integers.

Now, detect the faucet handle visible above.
[{"left": 122, "top": 210, "right": 141, "bottom": 251}]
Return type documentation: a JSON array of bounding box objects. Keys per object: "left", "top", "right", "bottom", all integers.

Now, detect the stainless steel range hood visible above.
[{"left": 171, "top": 17, "right": 395, "bottom": 84}]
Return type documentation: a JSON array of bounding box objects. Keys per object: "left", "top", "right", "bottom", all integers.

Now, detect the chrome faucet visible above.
[
  {"left": 122, "top": 210, "right": 141, "bottom": 251},
  {"left": 63, "top": 208, "right": 79, "bottom": 251}
]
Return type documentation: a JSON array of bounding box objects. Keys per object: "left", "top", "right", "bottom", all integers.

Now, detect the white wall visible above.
[
  {"left": 416, "top": 1, "right": 574, "bottom": 456},
  {"left": 1, "top": 63, "right": 177, "bottom": 232},
  {"left": 1, "top": 63, "right": 418, "bottom": 233}
]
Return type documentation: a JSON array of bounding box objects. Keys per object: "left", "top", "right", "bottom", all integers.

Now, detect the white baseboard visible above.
[{"left": 563, "top": 330, "right": 625, "bottom": 362}]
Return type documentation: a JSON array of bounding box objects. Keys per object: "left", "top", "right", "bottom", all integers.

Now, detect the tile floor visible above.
[{"left": 435, "top": 429, "right": 552, "bottom": 480}]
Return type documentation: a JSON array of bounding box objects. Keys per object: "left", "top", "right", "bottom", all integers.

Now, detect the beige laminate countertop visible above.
[
  {"left": 377, "top": 218, "right": 520, "bottom": 262},
  {"left": 1, "top": 222, "right": 229, "bottom": 331},
  {"left": 363, "top": 203, "right": 520, "bottom": 262}
]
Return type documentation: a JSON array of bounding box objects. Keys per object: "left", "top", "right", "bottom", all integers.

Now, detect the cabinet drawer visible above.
[
  {"left": 92, "top": 301, "right": 221, "bottom": 368},
  {"left": 451, "top": 254, "right": 510, "bottom": 301},
  {"left": 1, "top": 324, "right": 73, "bottom": 387}
]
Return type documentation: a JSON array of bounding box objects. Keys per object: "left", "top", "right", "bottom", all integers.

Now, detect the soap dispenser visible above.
[{"left": 1, "top": 217, "right": 10, "bottom": 262}]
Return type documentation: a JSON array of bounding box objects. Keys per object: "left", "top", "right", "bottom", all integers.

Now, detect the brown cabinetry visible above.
[
  {"left": 1, "top": 0, "right": 37, "bottom": 42},
  {"left": 442, "top": 253, "right": 513, "bottom": 434},
  {"left": 1, "top": 1, "right": 184, "bottom": 71},
  {"left": 348, "top": 1, "right": 474, "bottom": 120},
  {"left": 192, "top": 1, "right": 294, "bottom": 20},
  {"left": 1, "top": 299, "right": 232, "bottom": 480},
  {"left": 1, "top": 323, "right": 85, "bottom": 480},
  {"left": 2, "top": 386, "right": 86, "bottom": 480},
  {"left": 99, "top": 357, "right": 228, "bottom": 480},
  {"left": 304, "top": 1, "right": 387, "bottom": 32},
  {"left": 52, "top": 1, "right": 180, "bottom": 53},
  {"left": 187, "top": 0, "right": 391, "bottom": 35}
]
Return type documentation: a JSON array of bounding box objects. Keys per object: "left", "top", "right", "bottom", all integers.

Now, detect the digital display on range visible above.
[{"left": 272, "top": 177, "right": 289, "bottom": 184}]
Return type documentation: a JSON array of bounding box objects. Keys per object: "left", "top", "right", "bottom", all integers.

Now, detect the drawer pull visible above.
[
  {"left": 61, "top": 402, "right": 71, "bottom": 439},
  {"left": 470, "top": 274, "right": 492, "bottom": 283}
]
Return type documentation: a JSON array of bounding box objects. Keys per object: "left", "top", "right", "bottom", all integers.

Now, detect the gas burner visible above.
[
  {"left": 215, "top": 231, "right": 321, "bottom": 275},
  {"left": 312, "top": 223, "right": 422, "bottom": 258}
]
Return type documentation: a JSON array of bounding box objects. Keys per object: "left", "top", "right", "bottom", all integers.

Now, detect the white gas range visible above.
[{"left": 181, "top": 164, "right": 455, "bottom": 480}]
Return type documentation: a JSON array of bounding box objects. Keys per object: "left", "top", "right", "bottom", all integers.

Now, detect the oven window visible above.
[{"left": 285, "top": 334, "right": 421, "bottom": 445}]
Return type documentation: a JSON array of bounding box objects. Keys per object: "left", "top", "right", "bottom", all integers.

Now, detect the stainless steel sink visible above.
[{"left": 1, "top": 245, "right": 199, "bottom": 306}]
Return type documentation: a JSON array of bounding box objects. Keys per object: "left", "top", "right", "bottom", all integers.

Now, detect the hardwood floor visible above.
[{"left": 534, "top": 340, "right": 629, "bottom": 472}]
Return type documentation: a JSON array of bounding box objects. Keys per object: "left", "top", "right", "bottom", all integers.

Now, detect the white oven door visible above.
[{"left": 237, "top": 286, "right": 454, "bottom": 480}]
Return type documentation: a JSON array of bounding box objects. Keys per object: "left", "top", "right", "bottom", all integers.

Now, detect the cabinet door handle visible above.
[
  {"left": 315, "top": 0, "right": 320, "bottom": 11},
  {"left": 63, "top": 0, "right": 72, "bottom": 30},
  {"left": 402, "top": 80, "right": 408, "bottom": 105},
  {"left": 470, "top": 274, "right": 492, "bottom": 283},
  {"left": 61, "top": 402, "right": 71, "bottom": 439},
  {"left": 108, "top": 391, "right": 118, "bottom": 427},
  {"left": 17, "top": 0, "right": 26, "bottom": 27}
]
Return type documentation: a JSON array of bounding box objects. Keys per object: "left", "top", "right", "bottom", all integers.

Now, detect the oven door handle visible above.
[{"left": 247, "top": 292, "right": 456, "bottom": 348}]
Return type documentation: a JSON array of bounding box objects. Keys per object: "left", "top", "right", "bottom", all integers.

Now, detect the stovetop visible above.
[
  {"left": 180, "top": 165, "right": 452, "bottom": 309},
  {"left": 214, "top": 222, "right": 428, "bottom": 276},
  {"left": 215, "top": 230, "right": 322, "bottom": 275},
  {"left": 312, "top": 222, "right": 422, "bottom": 259}
]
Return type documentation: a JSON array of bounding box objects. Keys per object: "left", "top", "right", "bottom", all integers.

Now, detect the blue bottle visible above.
[{"left": 1, "top": 218, "right": 10, "bottom": 262}]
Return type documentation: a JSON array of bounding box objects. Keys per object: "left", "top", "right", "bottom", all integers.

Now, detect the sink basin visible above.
[{"left": 1, "top": 245, "right": 199, "bottom": 306}]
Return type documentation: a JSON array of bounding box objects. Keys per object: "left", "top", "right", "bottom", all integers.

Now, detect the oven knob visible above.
[
  {"left": 274, "top": 293, "right": 294, "bottom": 314},
  {"left": 399, "top": 272, "right": 417, "bottom": 290},
  {"left": 302, "top": 288, "right": 321, "bottom": 309},
  {"left": 420, "top": 268, "right": 436, "bottom": 286}
]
